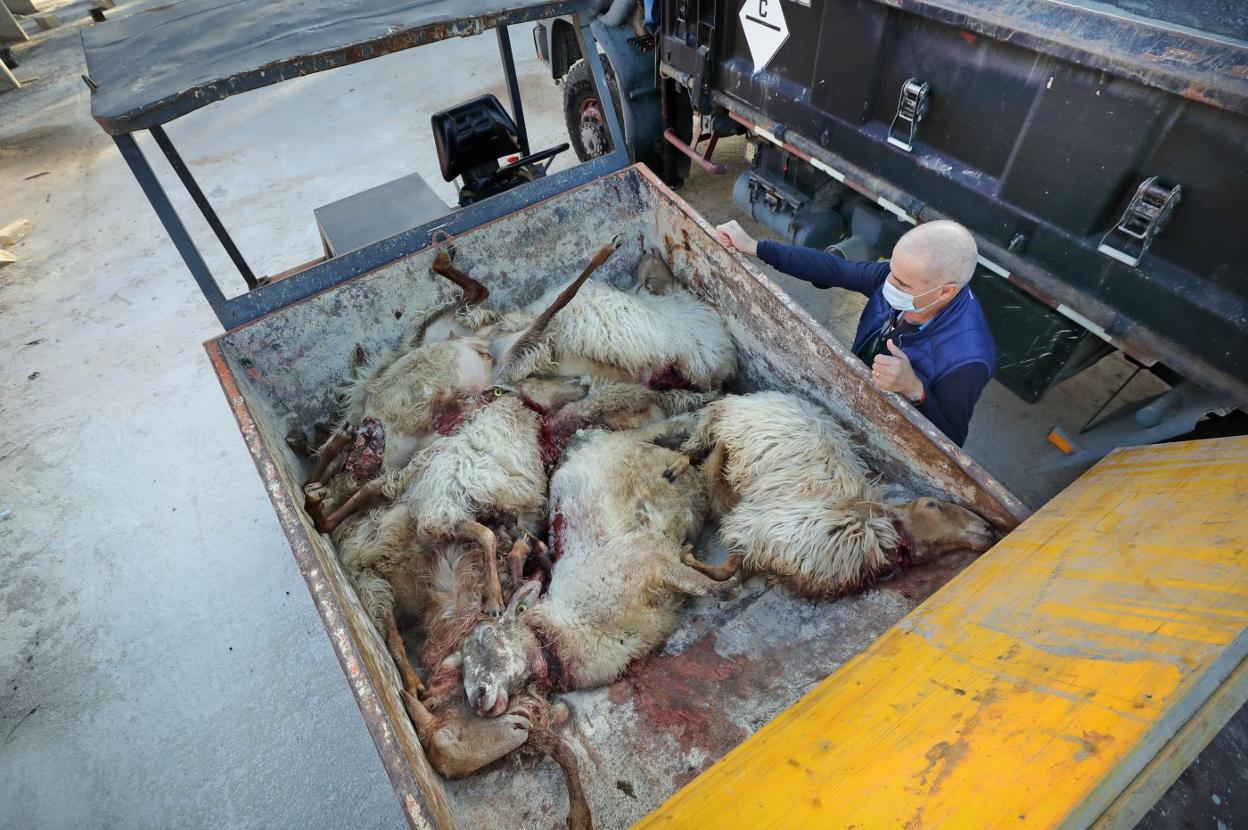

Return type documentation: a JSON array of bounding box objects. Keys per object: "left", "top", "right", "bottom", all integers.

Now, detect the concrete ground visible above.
[{"left": 0, "top": 2, "right": 1242, "bottom": 828}]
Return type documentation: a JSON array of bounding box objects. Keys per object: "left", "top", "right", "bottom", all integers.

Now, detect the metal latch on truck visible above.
[
  {"left": 1097, "top": 176, "right": 1182, "bottom": 268},
  {"left": 887, "top": 77, "right": 930, "bottom": 153}
]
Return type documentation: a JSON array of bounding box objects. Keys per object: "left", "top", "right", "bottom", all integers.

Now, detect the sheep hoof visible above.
[
  {"left": 502, "top": 712, "right": 532, "bottom": 734},
  {"left": 286, "top": 430, "right": 313, "bottom": 458},
  {"left": 663, "top": 456, "right": 690, "bottom": 482}
]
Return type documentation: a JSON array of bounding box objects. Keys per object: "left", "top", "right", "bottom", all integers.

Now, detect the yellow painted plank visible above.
[
  {"left": 1091, "top": 654, "right": 1248, "bottom": 830},
  {"left": 637, "top": 437, "right": 1248, "bottom": 830}
]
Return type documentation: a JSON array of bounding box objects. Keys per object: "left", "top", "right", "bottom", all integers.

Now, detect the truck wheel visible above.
[{"left": 563, "top": 57, "right": 623, "bottom": 162}]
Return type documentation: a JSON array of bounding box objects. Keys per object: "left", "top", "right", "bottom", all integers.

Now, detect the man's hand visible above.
[
  {"left": 872, "top": 339, "right": 924, "bottom": 400},
  {"left": 714, "top": 220, "right": 758, "bottom": 256}
]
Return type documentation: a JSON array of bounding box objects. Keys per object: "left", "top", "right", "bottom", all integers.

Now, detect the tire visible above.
[{"left": 562, "top": 57, "right": 624, "bottom": 162}]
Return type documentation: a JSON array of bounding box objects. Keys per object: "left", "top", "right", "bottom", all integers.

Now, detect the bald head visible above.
[{"left": 893, "top": 220, "right": 978, "bottom": 290}]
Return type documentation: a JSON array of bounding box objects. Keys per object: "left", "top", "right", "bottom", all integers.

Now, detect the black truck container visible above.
[{"left": 545, "top": 0, "right": 1248, "bottom": 455}]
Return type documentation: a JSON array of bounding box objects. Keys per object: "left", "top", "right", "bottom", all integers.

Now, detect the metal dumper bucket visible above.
[{"left": 206, "top": 164, "right": 1026, "bottom": 828}]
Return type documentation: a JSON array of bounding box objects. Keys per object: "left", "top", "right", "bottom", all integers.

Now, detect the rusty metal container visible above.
[{"left": 206, "top": 163, "right": 1026, "bottom": 830}]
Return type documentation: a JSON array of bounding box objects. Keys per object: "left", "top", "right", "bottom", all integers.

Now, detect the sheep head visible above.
[
  {"left": 415, "top": 657, "right": 537, "bottom": 780},
  {"left": 634, "top": 248, "right": 677, "bottom": 295},
  {"left": 888, "top": 498, "right": 997, "bottom": 562},
  {"left": 461, "top": 580, "right": 543, "bottom": 718}
]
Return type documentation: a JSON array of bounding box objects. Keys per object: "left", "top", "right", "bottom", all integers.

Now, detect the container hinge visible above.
[
  {"left": 1097, "top": 177, "right": 1181, "bottom": 267},
  {"left": 691, "top": 43, "right": 713, "bottom": 110},
  {"left": 887, "top": 77, "right": 929, "bottom": 152}
]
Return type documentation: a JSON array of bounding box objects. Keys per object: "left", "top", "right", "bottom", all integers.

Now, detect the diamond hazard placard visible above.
[{"left": 738, "top": 0, "right": 789, "bottom": 71}]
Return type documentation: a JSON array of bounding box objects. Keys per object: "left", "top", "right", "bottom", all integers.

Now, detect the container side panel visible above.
[{"left": 207, "top": 344, "right": 456, "bottom": 830}]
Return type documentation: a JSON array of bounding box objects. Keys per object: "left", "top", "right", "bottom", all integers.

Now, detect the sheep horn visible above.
[{"left": 493, "top": 233, "right": 623, "bottom": 383}]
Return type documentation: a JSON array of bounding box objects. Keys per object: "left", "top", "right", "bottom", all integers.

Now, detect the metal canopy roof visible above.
[{"left": 82, "top": 0, "right": 593, "bottom": 134}]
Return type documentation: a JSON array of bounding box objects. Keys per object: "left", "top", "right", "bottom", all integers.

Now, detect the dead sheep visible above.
[
  {"left": 457, "top": 417, "right": 741, "bottom": 715},
  {"left": 332, "top": 515, "right": 591, "bottom": 829},
  {"left": 304, "top": 237, "right": 624, "bottom": 533},
  {"left": 666, "top": 391, "right": 997, "bottom": 597}
]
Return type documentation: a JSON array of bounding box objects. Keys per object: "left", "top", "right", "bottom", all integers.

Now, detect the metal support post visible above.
[
  {"left": 113, "top": 132, "right": 230, "bottom": 320},
  {"left": 150, "top": 125, "right": 259, "bottom": 289},
  {"left": 496, "top": 26, "right": 529, "bottom": 156},
  {"left": 0, "top": 56, "right": 17, "bottom": 90}
]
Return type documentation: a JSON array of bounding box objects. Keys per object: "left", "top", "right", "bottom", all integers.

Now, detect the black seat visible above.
[
  {"left": 431, "top": 94, "right": 523, "bottom": 184},
  {"left": 431, "top": 94, "right": 569, "bottom": 206}
]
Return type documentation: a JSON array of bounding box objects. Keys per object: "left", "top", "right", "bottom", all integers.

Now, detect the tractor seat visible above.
[
  {"left": 431, "top": 94, "right": 568, "bottom": 207},
  {"left": 432, "top": 94, "right": 524, "bottom": 184}
]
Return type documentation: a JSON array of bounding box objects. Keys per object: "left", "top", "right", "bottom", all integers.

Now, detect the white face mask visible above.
[{"left": 882, "top": 278, "right": 944, "bottom": 313}]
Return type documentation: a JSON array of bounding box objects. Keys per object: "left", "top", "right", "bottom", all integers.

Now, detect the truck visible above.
[
  {"left": 532, "top": 0, "right": 1248, "bottom": 466},
  {"left": 82, "top": 1, "right": 1248, "bottom": 828}
]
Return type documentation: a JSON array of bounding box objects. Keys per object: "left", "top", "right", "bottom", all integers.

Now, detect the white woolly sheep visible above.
[
  {"left": 667, "top": 391, "right": 997, "bottom": 597},
  {"left": 456, "top": 417, "right": 742, "bottom": 715}
]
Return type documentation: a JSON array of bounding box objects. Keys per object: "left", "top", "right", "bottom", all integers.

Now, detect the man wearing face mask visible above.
[{"left": 714, "top": 218, "right": 995, "bottom": 446}]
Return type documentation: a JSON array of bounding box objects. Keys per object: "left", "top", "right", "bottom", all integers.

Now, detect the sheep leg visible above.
[
  {"left": 401, "top": 688, "right": 438, "bottom": 736},
  {"left": 422, "top": 697, "right": 535, "bottom": 780},
  {"left": 383, "top": 609, "right": 426, "bottom": 699},
  {"left": 458, "top": 520, "right": 503, "bottom": 617},
  {"left": 528, "top": 722, "right": 593, "bottom": 830},
  {"left": 681, "top": 551, "right": 744, "bottom": 582},
  {"left": 306, "top": 429, "right": 351, "bottom": 486},
  {"left": 702, "top": 442, "right": 728, "bottom": 485},
  {"left": 316, "top": 479, "right": 384, "bottom": 534},
  {"left": 493, "top": 233, "right": 622, "bottom": 383},
  {"left": 431, "top": 246, "right": 489, "bottom": 308},
  {"left": 664, "top": 556, "right": 741, "bottom": 600},
  {"left": 323, "top": 442, "right": 351, "bottom": 485},
  {"left": 286, "top": 430, "right": 316, "bottom": 459},
  {"left": 303, "top": 483, "right": 328, "bottom": 528},
  {"left": 532, "top": 540, "right": 554, "bottom": 584},
  {"left": 507, "top": 533, "right": 533, "bottom": 589}
]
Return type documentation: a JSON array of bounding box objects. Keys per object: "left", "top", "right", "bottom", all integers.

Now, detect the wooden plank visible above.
[
  {"left": 1090, "top": 654, "right": 1248, "bottom": 829},
  {"left": 3, "top": 1, "right": 44, "bottom": 15},
  {"left": 637, "top": 436, "right": 1248, "bottom": 830},
  {"left": 0, "top": 2, "right": 27, "bottom": 45},
  {"left": 0, "top": 219, "right": 34, "bottom": 246}
]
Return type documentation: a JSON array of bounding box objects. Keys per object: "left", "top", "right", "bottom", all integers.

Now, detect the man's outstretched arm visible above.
[{"left": 716, "top": 221, "right": 888, "bottom": 296}]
